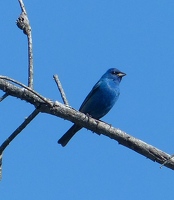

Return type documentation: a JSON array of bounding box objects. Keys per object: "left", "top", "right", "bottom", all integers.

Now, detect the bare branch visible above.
[
  {"left": 0, "top": 78, "right": 174, "bottom": 170},
  {"left": 0, "top": 108, "right": 40, "bottom": 179},
  {"left": 0, "top": 108, "right": 40, "bottom": 154},
  {"left": 0, "top": 76, "right": 52, "bottom": 106},
  {"left": 18, "top": 0, "right": 27, "bottom": 14},
  {"left": 160, "top": 154, "right": 174, "bottom": 168},
  {"left": 0, "top": 93, "right": 8, "bottom": 102},
  {"left": 53, "top": 74, "right": 69, "bottom": 106},
  {"left": 27, "top": 29, "right": 33, "bottom": 88},
  {"left": 16, "top": 0, "right": 33, "bottom": 89}
]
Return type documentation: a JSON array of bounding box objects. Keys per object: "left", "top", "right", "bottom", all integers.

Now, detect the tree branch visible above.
[
  {"left": 0, "top": 93, "right": 9, "bottom": 102},
  {"left": 0, "top": 77, "right": 174, "bottom": 170},
  {"left": 0, "top": 108, "right": 40, "bottom": 154},
  {"left": 16, "top": 0, "right": 33, "bottom": 88},
  {"left": 18, "top": 0, "right": 27, "bottom": 14},
  {"left": 0, "top": 76, "right": 52, "bottom": 106},
  {"left": 0, "top": 108, "right": 40, "bottom": 179},
  {"left": 53, "top": 74, "right": 69, "bottom": 106}
]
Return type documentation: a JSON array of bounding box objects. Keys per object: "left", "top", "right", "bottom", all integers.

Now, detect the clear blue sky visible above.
[{"left": 1, "top": 1, "right": 174, "bottom": 199}]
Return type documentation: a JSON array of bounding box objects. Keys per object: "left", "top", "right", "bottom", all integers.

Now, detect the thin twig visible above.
[
  {"left": 17, "top": 0, "right": 34, "bottom": 89},
  {"left": 0, "top": 76, "right": 53, "bottom": 106},
  {"left": 0, "top": 93, "right": 9, "bottom": 102},
  {"left": 0, "top": 108, "right": 40, "bottom": 153},
  {"left": 18, "top": 0, "right": 27, "bottom": 14},
  {"left": 27, "top": 30, "right": 33, "bottom": 88},
  {"left": 0, "top": 108, "right": 40, "bottom": 179},
  {"left": 53, "top": 74, "right": 69, "bottom": 106}
]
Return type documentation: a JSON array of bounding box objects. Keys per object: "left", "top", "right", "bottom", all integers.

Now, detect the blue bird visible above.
[{"left": 58, "top": 68, "right": 126, "bottom": 146}]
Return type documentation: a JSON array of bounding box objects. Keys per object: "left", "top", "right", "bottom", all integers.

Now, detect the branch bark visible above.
[
  {"left": 16, "top": 0, "right": 33, "bottom": 88},
  {"left": 53, "top": 74, "right": 69, "bottom": 106},
  {"left": 0, "top": 77, "right": 174, "bottom": 170}
]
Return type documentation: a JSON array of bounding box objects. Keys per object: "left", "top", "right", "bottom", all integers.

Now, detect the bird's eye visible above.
[{"left": 111, "top": 71, "right": 117, "bottom": 75}]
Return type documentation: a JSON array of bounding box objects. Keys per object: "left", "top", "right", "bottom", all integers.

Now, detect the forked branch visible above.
[{"left": 0, "top": 78, "right": 174, "bottom": 170}]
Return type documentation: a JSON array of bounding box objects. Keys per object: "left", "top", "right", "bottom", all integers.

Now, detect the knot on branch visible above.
[{"left": 16, "top": 12, "right": 31, "bottom": 35}]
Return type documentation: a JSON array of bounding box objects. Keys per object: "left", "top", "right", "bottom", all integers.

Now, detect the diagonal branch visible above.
[
  {"left": 0, "top": 108, "right": 40, "bottom": 179},
  {"left": 0, "top": 76, "right": 52, "bottom": 106},
  {"left": 0, "top": 93, "right": 9, "bottom": 102},
  {"left": 18, "top": 0, "right": 27, "bottom": 14},
  {"left": 53, "top": 74, "right": 69, "bottom": 106},
  {"left": 0, "top": 77, "right": 174, "bottom": 170},
  {"left": 0, "top": 109, "right": 40, "bottom": 154}
]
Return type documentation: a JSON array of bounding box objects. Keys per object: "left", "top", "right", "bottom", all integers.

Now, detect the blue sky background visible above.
[{"left": 1, "top": 0, "right": 174, "bottom": 199}]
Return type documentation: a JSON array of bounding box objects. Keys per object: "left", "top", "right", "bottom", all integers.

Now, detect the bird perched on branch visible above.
[{"left": 58, "top": 68, "right": 126, "bottom": 147}]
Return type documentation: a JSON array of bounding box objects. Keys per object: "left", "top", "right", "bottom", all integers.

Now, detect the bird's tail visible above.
[{"left": 58, "top": 124, "right": 82, "bottom": 147}]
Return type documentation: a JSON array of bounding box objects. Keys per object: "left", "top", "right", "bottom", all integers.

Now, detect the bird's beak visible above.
[{"left": 117, "top": 72, "right": 126, "bottom": 77}]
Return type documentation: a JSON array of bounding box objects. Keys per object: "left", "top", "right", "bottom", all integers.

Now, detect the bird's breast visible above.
[{"left": 81, "top": 80, "right": 120, "bottom": 119}]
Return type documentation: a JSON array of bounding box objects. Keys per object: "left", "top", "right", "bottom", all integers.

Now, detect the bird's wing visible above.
[{"left": 79, "top": 80, "right": 102, "bottom": 112}]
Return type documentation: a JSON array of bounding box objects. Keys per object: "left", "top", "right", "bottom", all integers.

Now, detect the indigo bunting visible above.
[{"left": 58, "top": 68, "right": 126, "bottom": 147}]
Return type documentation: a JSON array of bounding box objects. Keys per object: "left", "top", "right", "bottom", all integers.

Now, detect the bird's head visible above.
[{"left": 103, "top": 68, "right": 126, "bottom": 83}]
